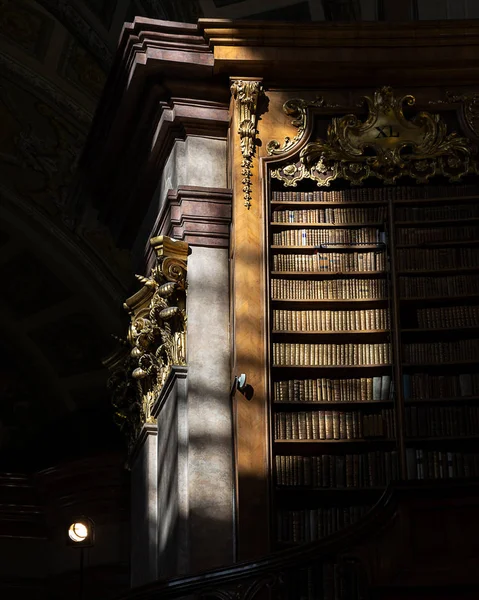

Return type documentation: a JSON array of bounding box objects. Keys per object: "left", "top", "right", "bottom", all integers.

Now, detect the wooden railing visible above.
[{"left": 117, "top": 479, "right": 479, "bottom": 600}]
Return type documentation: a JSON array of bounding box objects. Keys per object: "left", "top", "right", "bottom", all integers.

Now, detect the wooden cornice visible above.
[
  {"left": 156, "top": 186, "right": 232, "bottom": 249},
  {"left": 199, "top": 18, "right": 479, "bottom": 86}
]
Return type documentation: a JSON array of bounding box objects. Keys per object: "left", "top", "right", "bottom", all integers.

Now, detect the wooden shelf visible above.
[
  {"left": 271, "top": 271, "right": 388, "bottom": 278},
  {"left": 403, "top": 360, "right": 479, "bottom": 369},
  {"left": 396, "top": 217, "right": 479, "bottom": 226},
  {"left": 271, "top": 244, "right": 385, "bottom": 251},
  {"left": 272, "top": 298, "right": 389, "bottom": 304},
  {"left": 273, "top": 364, "right": 392, "bottom": 370},
  {"left": 401, "top": 326, "right": 479, "bottom": 337},
  {"left": 275, "top": 438, "right": 395, "bottom": 445},
  {"left": 273, "top": 400, "right": 393, "bottom": 407},
  {"left": 400, "top": 294, "right": 479, "bottom": 304},
  {"left": 397, "top": 240, "right": 479, "bottom": 248},
  {"left": 275, "top": 486, "right": 385, "bottom": 493},
  {"left": 272, "top": 329, "right": 389, "bottom": 336},
  {"left": 398, "top": 266, "right": 479, "bottom": 276},
  {"left": 270, "top": 222, "right": 384, "bottom": 228},
  {"left": 406, "top": 435, "right": 479, "bottom": 443},
  {"left": 405, "top": 395, "right": 479, "bottom": 405},
  {"left": 270, "top": 200, "right": 387, "bottom": 207},
  {"left": 393, "top": 194, "right": 479, "bottom": 205}
]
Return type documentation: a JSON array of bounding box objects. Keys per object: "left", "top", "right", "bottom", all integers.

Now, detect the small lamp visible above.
[{"left": 67, "top": 516, "right": 95, "bottom": 548}]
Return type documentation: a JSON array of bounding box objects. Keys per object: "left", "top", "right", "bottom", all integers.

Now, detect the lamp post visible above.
[{"left": 67, "top": 517, "right": 95, "bottom": 600}]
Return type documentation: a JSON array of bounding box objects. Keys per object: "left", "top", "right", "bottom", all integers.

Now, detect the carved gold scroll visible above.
[
  {"left": 270, "top": 86, "right": 476, "bottom": 187},
  {"left": 105, "top": 236, "right": 189, "bottom": 451}
]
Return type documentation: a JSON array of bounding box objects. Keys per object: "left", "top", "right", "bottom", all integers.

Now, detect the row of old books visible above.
[
  {"left": 397, "top": 247, "right": 479, "bottom": 270},
  {"left": 399, "top": 274, "right": 479, "bottom": 298},
  {"left": 271, "top": 277, "right": 387, "bottom": 300},
  {"left": 272, "top": 308, "right": 390, "bottom": 332},
  {"left": 272, "top": 206, "right": 387, "bottom": 223},
  {"left": 396, "top": 226, "right": 479, "bottom": 245},
  {"left": 405, "top": 405, "right": 479, "bottom": 438},
  {"left": 272, "top": 228, "right": 384, "bottom": 246},
  {"left": 271, "top": 184, "right": 479, "bottom": 204},
  {"left": 395, "top": 203, "right": 479, "bottom": 222},
  {"left": 406, "top": 449, "right": 479, "bottom": 480},
  {"left": 273, "top": 376, "right": 392, "bottom": 403},
  {"left": 273, "top": 409, "right": 395, "bottom": 440},
  {"left": 276, "top": 506, "right": 370, "bottom": 543},
  {"left": 272, "top": 342, "right": 392, "bottom": 367},
  {"left": 416, "top": 305, "right": 479, "bottom": 328},
  {"left": 402, "top": 339, "right": 479, "bottom": 363},
  {"left": 402, "top": 372, "right": 479, "bottom": 399},
  {"left": 273, "top": 251, "right": 386, "bottom": 272},
  {"left": 275, "top": 452, "right": 399, "bottom": 487}
]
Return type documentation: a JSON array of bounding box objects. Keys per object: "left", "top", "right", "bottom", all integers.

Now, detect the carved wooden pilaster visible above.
[
  {"left": 105, "top": 236, "right": 189, "bottom": 452},
  {"left": 230, "top": 79, "right": 265, "bottom": 209}
]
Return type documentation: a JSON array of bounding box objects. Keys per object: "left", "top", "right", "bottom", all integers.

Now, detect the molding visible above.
[
  {"left": 155, "top": 186, "right": 233, "bottom": 251},
  {"left": 152, "top": 365, "right": 188, "bottom": 420},
  {"left": 129, "top": 423, "right": 158, "bottom": 467}
]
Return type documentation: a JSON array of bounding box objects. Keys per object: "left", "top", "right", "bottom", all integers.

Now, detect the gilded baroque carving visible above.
[
  {"left": 267, "top": 97, "right": 339, "bottom": 156},
  {"left": 230, "top": 79, "right": 264, "bottom": 209},
  {"left": 271, "top": 86, "right": 476, "bottom": 187},
  {"left": 435, "top": 92, "right": 479, "bottom": 141},
  {"left": 105, "top": 236, "right": 189, "bottom": 450}
]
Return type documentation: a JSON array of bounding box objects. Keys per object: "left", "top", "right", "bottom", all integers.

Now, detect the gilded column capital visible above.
[
  {"left": 105, "top": 236, "right": 189, "bottom": 452},
  {"left": 230, "top": 78, "right": 265, "bottom": 209}
]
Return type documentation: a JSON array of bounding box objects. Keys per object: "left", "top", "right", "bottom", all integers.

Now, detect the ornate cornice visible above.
[
  {"left": 105, "top": 236, "right": 189, "bottom": 452},
  {"left": 230, "top": 79, "right": 265, "bottom": 209},
  {"left": 154, "top": 186, "right": 232, "bottom": 250},
  {"left": 271, "top": 86, "right": 476, "bottom": 187}
]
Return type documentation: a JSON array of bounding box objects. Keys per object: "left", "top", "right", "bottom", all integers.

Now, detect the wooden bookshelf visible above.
[{"left": 267, "top": 177, "right": 479, "bottom": 549}]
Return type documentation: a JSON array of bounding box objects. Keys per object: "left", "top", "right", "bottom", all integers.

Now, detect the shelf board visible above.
[
  {"left": 406, "top": 435, "right": 479, "bottom": 443},
  {"left": 272, "top": 298, "right": 389, "bottom": 304},
  {"left": 271, "top": 271, "right": 388, "bottom": 278},
  {"left": 275, "top": 486, "right": 385, "bottom": 493},
  {"left": 273, "top": 400, "right": 393, "bottom": 407},
  {"left": 398, "top": 267, "right": 479, "bottom": 276},
  {"left": 397, "top": 240, "right": 479, "bottom": 249},
  {"left": 272, "top": 329, "right": 389, "bottom": 336},
  {"left": 393, "top": 194, "right": 479, "bottom": 205},
  {"left": 274, "top": 438, "right": 395, "bottom": 445},
  {"left": 271, "top": 244, "right": 385, "bottom": 251},
  {"left": 400, "top": 294, "right": 479, "bottom": 304},
  {"left": 396, "top": 216, "right": 479, "bottom": 226},
  {"left": 403, "top": 360, "right": 479, "bottom": 369},
  {"left": 270, "top": 200, "right": 387, "bottom": 207},
  {"left": 272, "top": 364, "right": 392, "bottom": 370},
  {"left": 270, "top": 222, "right": 384, "bottom": 228},
  {"left": 405, "top": 395, "right": 479, "bottom": 405},
  {"left": 401, "top": 326, "right": 479, "bottom": 335}
]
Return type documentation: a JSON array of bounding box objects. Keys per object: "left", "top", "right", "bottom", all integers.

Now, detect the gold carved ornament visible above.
[
  {"left": 230, "top": 79, "right": 265, "bottom": 209},
  {"left": 104, "top": 236, "right": 189, "bottom": 451},
  {"left": 270, "top": 86, "right": 476, "bottom": 187}
]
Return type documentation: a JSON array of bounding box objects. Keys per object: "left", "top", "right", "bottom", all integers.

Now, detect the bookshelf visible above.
[
  {"left": 268, "top": 183, "right": 395, "bottom": 547},
  {"left": 395, "top": 184, "right": 479, "bottom": 482},
  {"left": 267, "top": 178, "right": 479, "bottom": 548}
]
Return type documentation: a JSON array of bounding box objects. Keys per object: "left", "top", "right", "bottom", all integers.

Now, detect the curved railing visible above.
[{"left": 117, "top": 482, "right": 403, "bottom": 600}]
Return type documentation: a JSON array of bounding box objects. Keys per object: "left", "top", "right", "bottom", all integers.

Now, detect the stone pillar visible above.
[
  {"left": 155, "top": 185, "right": 234, "bottom": 575},
  {"left": 130, "top": 425, "right": 158, "bottom": 587}
]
